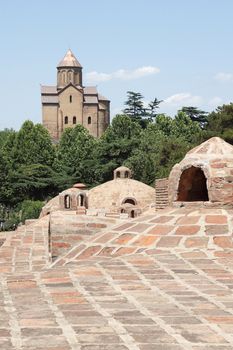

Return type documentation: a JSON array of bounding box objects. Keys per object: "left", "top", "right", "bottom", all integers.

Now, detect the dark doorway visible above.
[
  {"left": 77, "top": 194, "right": 85, "bottom": 207},
  {"left": 131, "top": 210, "right": 135, "bottom": 218},
  {"left": 177, "top": 166, "right": 209, "bottom": 201}
]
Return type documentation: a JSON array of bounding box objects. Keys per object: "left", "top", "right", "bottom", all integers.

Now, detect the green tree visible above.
[
  {"left": 180, "top": 106, "right": 208, "bottom": 128},
  {"left": 0, "top": 150, "right": 14, "bottom": 205},
  {"left": 123, "top": 91, "right": 144, "bottom": 120},
  {"left": 205, "top": 103, "right": 233, "bottom": 143},
  {"left": 95, "top": 114, "right": 142, "bottom": 182},
  {"left": 173, "top": 111, "right": 203, "bottom": 143},
  {"left": 5, "top": 121, "right": 55, "bottom": 168},
  {"left": 20, "top": 200, "right": 44, "bottom": 223},
  {"left": 125, "top": 124, "right": 163, "bottom": 184},
  {"left": 55, "top": 125, "right": 97, "bottom": 185},
  {"left": 148, "top": 98, "right": 163, "bottom": 121},
  {"left": 0, "top": 121, "right": 60, "bottom": 205},
  {"left": 0, "top": 129, "right": 15, "bottom": 149},
  {"left": 154, "top": 114, "right": 175, "bottom": 136},
  {"left": 20, "top": 121, "right": 55, "bottom": 165}
]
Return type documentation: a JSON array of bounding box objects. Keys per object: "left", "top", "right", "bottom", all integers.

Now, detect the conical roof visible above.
[
  {"left": 57, "top": 49, "right": 82, "bottom": 68},
  {"left": 185, "top": 137, "right": 233, "bottom": 159}
]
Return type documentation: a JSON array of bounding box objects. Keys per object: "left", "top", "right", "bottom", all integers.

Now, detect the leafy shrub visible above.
[{"left": 20, "top": 200, "right": 44, "bottom": 223}]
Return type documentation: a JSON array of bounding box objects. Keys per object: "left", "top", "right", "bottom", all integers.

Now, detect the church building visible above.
[{"left": 41, "top": 50, "right": 110, "bottom": 140}]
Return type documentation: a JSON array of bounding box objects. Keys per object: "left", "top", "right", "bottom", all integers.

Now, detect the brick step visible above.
[{"left": 155, "top": 177, "right": 169, "bottom": 210}]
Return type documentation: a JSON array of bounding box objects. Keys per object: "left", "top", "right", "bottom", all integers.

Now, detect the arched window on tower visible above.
[
  {"left": 68, "top": 71, "right": 72, "bottom": 82},
  {"left": 73, "top": 116, "right": 76, "bottom": 124},
  {"left": 62, "top": 71, "right": 66, "bottom": 84},
  {"left": 64, "top": 116, "right": 68, "bottom": 124},
  {"left": 69, "top": 95, "right": 72, "bottom": 103},
  {"left": 88, "top": 116, "right": 92, "bottom": 125}
]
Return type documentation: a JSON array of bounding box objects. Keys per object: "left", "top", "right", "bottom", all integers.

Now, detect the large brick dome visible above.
[{"left": 168, "top": 137, "right": 233, "bottom": 204}]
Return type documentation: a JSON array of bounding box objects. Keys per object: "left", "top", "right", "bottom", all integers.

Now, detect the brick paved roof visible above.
[{"left": 1, "top": 207, "right": 233, "bottom": 349}]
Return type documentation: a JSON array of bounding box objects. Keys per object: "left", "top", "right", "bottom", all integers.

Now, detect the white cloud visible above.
[
  {"left": 214, "top": 72, "right": 233, "bottom": 82},
  {"left": 85, "top": 72, "right": 111, "bottom": 83},
  {"left": 162, "top": 93, "right": 202, "bottom": 107},
  {"left": 85, "top": 66, "right": 160, "bottom": 83}
]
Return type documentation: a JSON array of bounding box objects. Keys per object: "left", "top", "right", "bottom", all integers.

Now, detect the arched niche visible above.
[
  {"left": 177, "top": 166, "right": 209, "bottom": 201},
  {"left": 64, "top": 195, "right": 71, "bottom": 209},
  {"left": 77, "top": 193, "right": 87, "bottom": 207}
]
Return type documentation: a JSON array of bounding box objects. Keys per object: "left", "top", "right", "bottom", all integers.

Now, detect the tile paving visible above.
[{"left": 0, "top": 208, "right": 233, "bottom": 349}]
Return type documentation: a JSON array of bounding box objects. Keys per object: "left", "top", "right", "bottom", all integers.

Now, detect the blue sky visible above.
[{"left": 1, "top": 0, "right": 233, "bottom": 130}]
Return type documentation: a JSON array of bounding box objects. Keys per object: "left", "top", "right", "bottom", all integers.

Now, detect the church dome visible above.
[{"left": 57, "top": 49, "right": 82, "bottom": 68}]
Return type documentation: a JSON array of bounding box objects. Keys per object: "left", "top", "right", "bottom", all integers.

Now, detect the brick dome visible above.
[{"left": 168, "top": 137, "right": 233, "bottom": 204}]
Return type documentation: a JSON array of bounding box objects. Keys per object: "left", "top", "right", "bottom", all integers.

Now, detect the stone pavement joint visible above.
[{"left": 1, "top": 207, "right": 233, "bottom": 348}]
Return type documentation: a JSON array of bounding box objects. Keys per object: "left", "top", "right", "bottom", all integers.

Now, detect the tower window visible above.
[
  {"left": 73, "top": 116, "right": 77, "bottom": 124},
  {"left": 88, "top": 116, "right": 91, "bottom": 125},
  {"left": 69, "top": 95, "right": 72, "bottom": 103},
  {"left": 62, "top": 71, "right": 66, "bottom": 84},
  {"left": 64, "top": 116, "right": 68, "bottom": 124}
]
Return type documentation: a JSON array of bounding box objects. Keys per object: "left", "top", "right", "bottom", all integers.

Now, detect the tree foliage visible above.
[
  {"left": 2, "top": 92, "right": 233, "bottom": 229},
  {"left": 123, "top": 91, "right": 162, "bottom": 127},
  {"left": 180, "top": 106, "right": 208, "bottom": 128},
  {"left": 205, "top": 103, "right": 233, "bottom": 143}
]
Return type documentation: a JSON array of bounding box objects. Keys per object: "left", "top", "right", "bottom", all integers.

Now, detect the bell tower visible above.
[{"left": 57, "top": 49, "right": 83, "bottom": 89}]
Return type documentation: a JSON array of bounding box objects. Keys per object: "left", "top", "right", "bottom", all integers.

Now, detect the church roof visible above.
[
  {"left": 98, "top": 93, "right": 109, "bottom": 101},
  {"left": 57, "top": 49, "right": 82, "bottom": 68},
  {"left": 41, "top": 85, "right": 57, "bottom": 94},
  {"left": 84, "top": 95, "right": 98, "bottom": 104},
  {"left": 41, "top": 95, "right": 59, "bottom": 104},
  {"left": 83, "top": 86, "right": 98, "bottom": 95}
]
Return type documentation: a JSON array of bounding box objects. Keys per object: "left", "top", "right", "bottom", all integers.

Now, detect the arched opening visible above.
[
  {"left": 64, "top": 195, "right": 71, "bottom": 209},
  {"left": 177, "top": 166, "right": 209, "bottom": 201},
  {"left": 121, "top": 209, "right": 125, "bottom": 213},
  {"left": 77, "top": 194, "right": 85, "bottom": 207},
  {"left": 62, "top": 71, "right": 66, "bottom": 84},
  {"left": 68, "top": 71, "right": 72, "bottom": 82},
  {"left": 116, "top": 171, "right": 120, "bottom": 178},
  {"left": 70, "top": 95, "right": 72, "bottom": 103},
  {"left": 73, "top": 116, "right": 76, "bottom": 124},
  {"left": 131, "top": 210, "right": 135, "bottom": 218},
  {"left": 122, "top": 198, "right": 136, "bottom": 206},
  {"left": 64, "top": 116, "right": 68, "bottom": 124},
  {"left": 125, "top": 171, "right": 129, "bottom": 178},
  {"left": 88, "top": 116, "right": 91, "bottom": 125}
]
